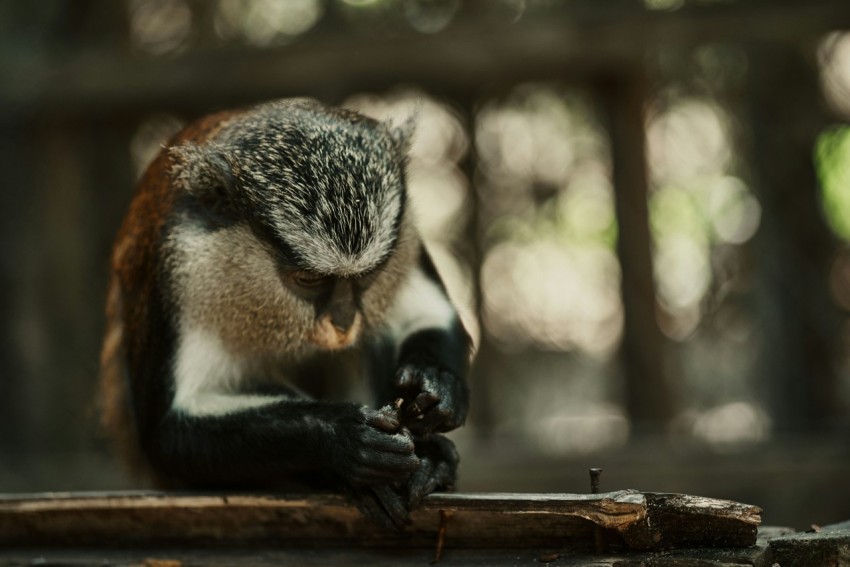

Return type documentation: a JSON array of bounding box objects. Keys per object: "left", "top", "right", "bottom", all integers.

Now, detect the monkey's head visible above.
[{"left": 168, "top": 99, "right": 418, "bottom": 355}]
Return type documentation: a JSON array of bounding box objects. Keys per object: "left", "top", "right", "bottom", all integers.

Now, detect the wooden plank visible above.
[{"left": 0, "top": 490, "right": 760, "bottom": 552}]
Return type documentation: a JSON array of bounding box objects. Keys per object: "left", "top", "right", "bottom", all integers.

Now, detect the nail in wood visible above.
[{"left": 589, "top": 468, "right": 603, "bottom": 494}]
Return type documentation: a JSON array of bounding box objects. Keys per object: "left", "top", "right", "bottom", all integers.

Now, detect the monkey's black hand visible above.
[
  {"left": 396, "top": 361, "right": 468, "bottom": 434},
  {"left": 326, "top": 406, "right": 420, "bottom": 487},
  {"left": 405, "top": 434, "right": 459, "bottom": 509}
]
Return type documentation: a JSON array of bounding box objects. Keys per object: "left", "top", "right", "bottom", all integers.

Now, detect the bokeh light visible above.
[
  {"left": 476, "top": 85, "right": 621, "bottom": 356},
  {"left": 530, "top": 403, "right": 630, "bottom": 456},
  {"left": 815, "top": 126, "right": 850, "bottom": 242},
  {"left": 481, "top": 240, "right": 622, "bottom": 354},
  {"left": 819, "top": 32, "right": 850, "bottom": 119},
  {"left": 403, "top": 0, "right": 460, "bottom": 34},
  {"left": 683, "top": 401, "right": 771, "bottom": 450},
  {"left": 128, "top": 0, "right": 192, "bottom": 55},
  {"left": 214, "top": 0, "right": 323, "bottom": 46},
  {"left": 644, "top": 0, "right": 684, "bottom": 11},
  {"left": 647, "top": 98, "right": 761, "bottom": 336},
  {"left": 648, "top": 98, "right": 731, "bottom": 183}
]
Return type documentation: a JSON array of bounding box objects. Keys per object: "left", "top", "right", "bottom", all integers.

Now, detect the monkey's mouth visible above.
[{"left": 310, "top": 314, "right": 362, "bottom": 350}]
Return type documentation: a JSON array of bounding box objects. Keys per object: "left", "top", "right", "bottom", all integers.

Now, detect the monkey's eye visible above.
[{"left": 290, "top": 271, "right": 332, "bottom": 290}]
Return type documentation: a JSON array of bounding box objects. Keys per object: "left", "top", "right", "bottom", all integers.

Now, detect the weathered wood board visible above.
[
  {"left": 0, "top": 491, "right": 847, "bottom": 566},
  {"left": 0, "top": 490, "right": 759, "bottom": 552}
]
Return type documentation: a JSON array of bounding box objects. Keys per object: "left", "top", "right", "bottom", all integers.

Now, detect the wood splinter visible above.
[{"left": 432, "top": 509, "right": 450, "bottom": 564}]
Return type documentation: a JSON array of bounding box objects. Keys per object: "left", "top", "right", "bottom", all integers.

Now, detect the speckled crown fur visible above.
[{"left": 171, "top": 98, "right": 414, "bottom": 276}]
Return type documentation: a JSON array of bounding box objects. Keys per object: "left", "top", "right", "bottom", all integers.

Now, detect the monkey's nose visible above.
[
  {"left": 329, "top": 309, "right": 356, "bottom": 335},
  {"left": 318, "top": 312, "right": 360, "bottom": 349},
  {"left": 332, "top": 311, "right": 360, "bottom": 337}
]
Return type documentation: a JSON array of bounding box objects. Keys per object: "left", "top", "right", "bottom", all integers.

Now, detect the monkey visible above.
[{"left": 99, "top": 98, "right": 471, "bottom": 528}]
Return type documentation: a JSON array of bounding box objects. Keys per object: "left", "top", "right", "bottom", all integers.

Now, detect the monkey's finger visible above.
[
  {"left": 366, "top": 412, "right": 400, "bottom": 433},
  {"left": 406, "top": 456, "right": 435, "bottom": 509},
  {"left": 395, "top": 365, "right": 421, "bottom": 390},
  {"left": 409, "top": 458, "right": 456, "bottom": 509},
  {"left": 355, "top": 452, "right": 420, "bottom": 480},
  {"left": 403, "top": 391, "right": 439, "bottom": 420},
  {"left": 372, "top": 486, "right": 411, "bottom": 531},
  {"left": 351, "top": 490, "right": 398, "bottom": 530},
  {"left": 407, "top": 474, "right": 439, "bottom": 509},
  {"left": 414, "top": 390, "right": 440, "bottom": 410},
  {"left": 358, "top": 448, "right": 420, "bottom": 471},
  {"left": 351, "top": 467, "right": 414, "bottom": 486},
  {"left": 350, "top": 464, "right": 408, "bottom": 485},
  {"left": 409, "top": 406, "right": 452, "bottom": 434},
  {"left": 431, "top": 459, "right": 455, "bottom": 490},
  {"left": 350, "top": 461, "right": 418, "bottom": 486},
  {"left": 433, "top": 402, "right": 464, "bottom": 433},
  {"left": 432, "top": 382, "right": 467, "bottom": 432},
  {"left": 361, "top": 430, "right": 416, "bottom": 454}
]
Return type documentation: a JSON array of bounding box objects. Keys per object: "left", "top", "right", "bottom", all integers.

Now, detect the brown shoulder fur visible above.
[{"left": 98, "top": 110, "right": 245, "bottom": 480}]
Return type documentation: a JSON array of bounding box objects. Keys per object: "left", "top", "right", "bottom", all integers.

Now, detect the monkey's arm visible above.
[
  {"left": 153, "top": 398, "right": 418, "bottom": 488},
  {"left": 384, "top": 248, "right": 471, "bottom": 434},
  {"left": 145, "top": 325, "right": 419, "bottom": 489}
]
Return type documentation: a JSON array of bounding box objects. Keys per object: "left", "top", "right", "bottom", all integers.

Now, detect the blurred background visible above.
[{"left": 1, "top": 0, "right": 849, "bottom": 530}]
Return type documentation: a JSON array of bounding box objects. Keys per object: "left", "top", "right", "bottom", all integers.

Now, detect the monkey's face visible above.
[
  {"left": 166, "top": 216, "right": 415, "bottom": 359},
  {"left": 168, "top": 98, "right": 418, "bottom": 357}
]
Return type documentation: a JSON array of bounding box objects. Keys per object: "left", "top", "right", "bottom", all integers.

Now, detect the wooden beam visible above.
[
  {"left": 1, "top": 1, "right": 849, "bottom": 116},
  {"left": 598, "top": 70, "right": 673, "bottom": 428},
  {"left": 0, "top": 490, "right": 759, "bottom": 551}
]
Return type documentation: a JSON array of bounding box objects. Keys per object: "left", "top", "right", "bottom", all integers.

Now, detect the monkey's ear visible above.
[
  {"left": 388, "top": 111, "right": 418, "bottom": 154},
  {"left": 170, "top": 143, "right": 236, "bottom": 196}
]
